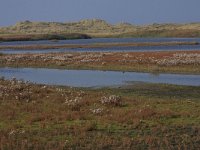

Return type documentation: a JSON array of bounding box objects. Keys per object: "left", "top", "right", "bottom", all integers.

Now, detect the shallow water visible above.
[
  {"left": 0, "top": 68, "right": 199, "bottom": 87},
  {"left": 1, "top": 38, "right": 200, "bottom": 54}
]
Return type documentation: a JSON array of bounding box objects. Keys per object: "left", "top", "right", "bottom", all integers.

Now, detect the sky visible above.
[{"left": 0, "top": 0, "right": 200, "bottom": 27}]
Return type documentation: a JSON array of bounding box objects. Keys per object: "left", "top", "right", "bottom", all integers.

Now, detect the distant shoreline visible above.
[
  {"left": 0, "top": 33, "right": 91, "bottom": 42},
  {"left": 1, "top": 30, "right": 200, "bottom": 42},
  {"left": 1, "top": 19, "right": 200, "bottom": 41}
]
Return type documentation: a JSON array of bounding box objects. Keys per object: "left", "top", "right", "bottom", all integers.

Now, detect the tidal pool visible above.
[{"left": 0, "top": 68, "right": 200, "bottom": 87}]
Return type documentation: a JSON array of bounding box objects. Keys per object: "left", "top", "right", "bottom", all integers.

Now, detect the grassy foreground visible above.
[{"left": 0, "top": 78, "right": 200, "bottom": 149}]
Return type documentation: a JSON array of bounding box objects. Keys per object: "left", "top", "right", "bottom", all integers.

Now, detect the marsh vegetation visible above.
[
  {"left": 1, "top": 51, "right": 200, "bottom": 74},
  {"left": 0, "top": 78, "right": 200, "bottom": 149}
]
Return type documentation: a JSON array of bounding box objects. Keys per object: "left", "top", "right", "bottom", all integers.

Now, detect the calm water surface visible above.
[
  {"left": 0, "top": 68, "right": 199, "bottom": 87},
  {"left": 1, "top": 38, "right": 200, "bottom": 54}
]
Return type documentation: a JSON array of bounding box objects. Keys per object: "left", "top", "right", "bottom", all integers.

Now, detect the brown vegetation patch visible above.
[{"left": 1, "top": 51, "right": 200, "bottom": 74}]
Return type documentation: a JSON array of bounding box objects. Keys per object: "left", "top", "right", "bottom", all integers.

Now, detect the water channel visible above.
[{"left": 0, "top": 68, "right": 199, "bottom": 87}]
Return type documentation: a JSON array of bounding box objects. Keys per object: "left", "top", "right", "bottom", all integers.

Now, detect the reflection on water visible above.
[{"left": 0, "top": 68, "right": 199, "bottom": 87}]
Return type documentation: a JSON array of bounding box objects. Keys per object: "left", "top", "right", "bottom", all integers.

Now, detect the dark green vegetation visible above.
[
  {"left": 1, "top": 19, "right": 200, "bottom": 41},
  {"left": 0, "top": 33, "right": 91, "bottom": 42},
  {"left": 0, "top": 78, "right": 200, "bottom": 149}
]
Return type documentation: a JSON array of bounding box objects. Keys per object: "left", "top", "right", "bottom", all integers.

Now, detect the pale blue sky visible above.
[{"left": 0, "top": 0, "right": 200, "bottom": 26}]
